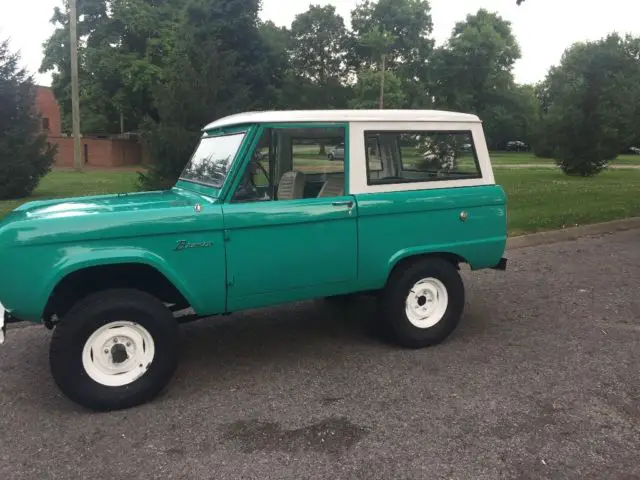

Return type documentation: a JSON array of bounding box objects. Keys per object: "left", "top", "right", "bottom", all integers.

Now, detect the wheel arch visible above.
[
  {"left": 385, "top": 250, "right": 468, "bottom": 286},
  {"left": 43, "top": 259, "right": 194, "bottom": 323}
]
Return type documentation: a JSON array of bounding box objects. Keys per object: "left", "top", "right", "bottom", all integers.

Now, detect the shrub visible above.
[{"left": 0, "top": 39, "right": 56, "bottom": 200}]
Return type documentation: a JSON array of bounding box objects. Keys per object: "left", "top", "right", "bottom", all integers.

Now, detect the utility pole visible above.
[
  {"left": 69, "top": 0, "right": 82, "bottom": 172},
  {"left": 379, "top": 53, "right": 386, "bottom": 109}
]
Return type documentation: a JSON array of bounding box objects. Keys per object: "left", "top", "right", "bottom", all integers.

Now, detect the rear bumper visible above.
[{"left": 491, "top": 257, "right": 508, "bottom": 271}]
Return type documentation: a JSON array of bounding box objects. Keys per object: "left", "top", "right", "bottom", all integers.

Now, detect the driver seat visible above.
[{"left": 277, "top": 171, "right": 306, "bottom": 200}]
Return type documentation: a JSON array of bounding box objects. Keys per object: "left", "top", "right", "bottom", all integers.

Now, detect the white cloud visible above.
[{"left": 3, "top": 0, "right": 640, "bottom": 87}]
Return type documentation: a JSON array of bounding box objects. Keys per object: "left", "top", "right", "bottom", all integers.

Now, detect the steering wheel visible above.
[{"left": 254, "top": 159, "right": 271, "bottom": 186}]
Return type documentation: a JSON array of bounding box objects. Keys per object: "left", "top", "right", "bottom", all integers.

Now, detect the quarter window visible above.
[{"left": 365, "top": 131, "right": 481, "bottom": 185}]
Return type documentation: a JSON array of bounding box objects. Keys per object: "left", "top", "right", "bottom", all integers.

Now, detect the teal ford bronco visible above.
[{"left": 0, "top": 110, "right": 507, "bottom": 411}]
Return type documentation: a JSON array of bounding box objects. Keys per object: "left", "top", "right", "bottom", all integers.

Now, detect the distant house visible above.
[{"left": 33, "top": 86, "right": 148, "bottom": 168}]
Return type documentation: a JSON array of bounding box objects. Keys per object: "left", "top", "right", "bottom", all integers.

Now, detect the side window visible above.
[
  {"left": 291, "top": 133, "right": 345, "bottom": 176},
  {"left": 365, "top": 130, "right": 481, "bottom": 185},
  {"left": 232, "top": 128, "right": 275, "bottom": 202},
  {"left": 232, "top": 126, "right": 347, "bottom": 203}
]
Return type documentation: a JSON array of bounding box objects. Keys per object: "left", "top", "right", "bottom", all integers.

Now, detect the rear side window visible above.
[{"left": 364, "top": 130, "right": 481, "bottom": 185}]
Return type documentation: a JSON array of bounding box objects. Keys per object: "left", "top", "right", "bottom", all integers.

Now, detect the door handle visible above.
[{"left": 332, "top": 200, "right": 354, "bottom": 208}]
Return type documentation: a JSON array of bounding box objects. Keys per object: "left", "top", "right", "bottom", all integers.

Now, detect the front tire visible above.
[
  {"left": 50, "top": 289, "right": 180, "bottom": 411},
  {"left": 379, "top": 258, "right": 464, "bottom": 349}
]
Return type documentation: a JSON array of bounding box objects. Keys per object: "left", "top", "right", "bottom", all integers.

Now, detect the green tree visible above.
[
  {"left": 431, "top": 9, "right": 524, "bottom": 148},
  {"left": 40, "top": 0, "right": 182, "bottom": 134},
  {"left": 350, "top": 0, "right": 435, "bottom": 108},
  {"left": 288, "top": 5, "right": 351, "bottom": 110},
  {"left": 539, "top": 34, "right": 640, "bottom": 175},
  {"left": 349, "top": 70, "right": 406, "bottom": 109},
  {"left": 0, "top": 39, "right": 56, "bottom": 199},
  {"left": 139, "top": 0, "right": 284, "bottom": 189}
]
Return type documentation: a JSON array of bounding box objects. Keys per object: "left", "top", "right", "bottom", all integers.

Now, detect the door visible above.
[{"left": 221, "top": 124, "right": 358, "bottom": 311}]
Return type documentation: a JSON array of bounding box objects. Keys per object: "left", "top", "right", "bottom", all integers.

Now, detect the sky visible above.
[{"left": 2, "top": 0, "right": 640, "bottom": 87}]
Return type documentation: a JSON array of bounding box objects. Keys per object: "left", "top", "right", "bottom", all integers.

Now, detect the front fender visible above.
[
  {"left": 2, "top": 234, "right": 227, "bottom": 323},
  {"left": 44, "top": 247, "right": 200, "bottom": 313}
]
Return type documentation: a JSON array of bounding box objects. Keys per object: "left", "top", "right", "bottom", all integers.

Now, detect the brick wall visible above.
[
  {"left": 49, "top": 137, "right": 144, "bottom": 167},
  {"left": 35, "top": 86, "right": 61, "bottom": 137},
  {"left": 34, "top": 85, "right": 147, "bottom": 168}
]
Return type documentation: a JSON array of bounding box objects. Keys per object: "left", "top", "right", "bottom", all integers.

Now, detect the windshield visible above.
[{"left": 179, "top": 132, "right": 246, "bottom": 188}]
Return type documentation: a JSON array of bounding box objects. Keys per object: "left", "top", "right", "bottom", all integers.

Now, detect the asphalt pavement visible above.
[{"left": 1, "top": 229, "right": 639, "bottom": 480}]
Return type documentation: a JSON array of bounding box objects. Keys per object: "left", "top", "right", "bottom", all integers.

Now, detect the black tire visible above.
[
  {"left": 379, "top": 258, "right": 464, "bottom": 349},
  {"left": 49, "top": 289, "right": 180, "bottom": 411},
  {"left": 328, "top": 153, "right": 335, "bottom": 161}
]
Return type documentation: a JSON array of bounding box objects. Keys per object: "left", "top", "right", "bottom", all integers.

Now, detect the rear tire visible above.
[
  {"left": 50, "top": 289, "right": 180, "bottom": 411},
  {"left": 379, "top": 258, "right": 464, "bottom": 348}
]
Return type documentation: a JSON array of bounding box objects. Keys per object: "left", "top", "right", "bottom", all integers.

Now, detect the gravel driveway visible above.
[{"left": 1, "top": 229, "right": 639, "bottom": 479}]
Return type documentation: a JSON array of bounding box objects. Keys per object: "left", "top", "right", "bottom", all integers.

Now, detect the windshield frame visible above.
[{"left": 177, "top": 128, "right": 249, "bottom": 191}]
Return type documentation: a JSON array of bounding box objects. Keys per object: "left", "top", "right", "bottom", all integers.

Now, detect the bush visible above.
[
  {"left": 0, "top": 39, "right": 56, "bottom": 200},
  {"left": 137, "top": 120, "right": 198, "bottom": 191}
]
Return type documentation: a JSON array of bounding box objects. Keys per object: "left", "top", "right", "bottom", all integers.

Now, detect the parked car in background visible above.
[
  {"left": 328, "top": 142, "right": 345, "bottom": 160},
  {"left": 505, "top": 140, "right": 528, "bottom": 152}
]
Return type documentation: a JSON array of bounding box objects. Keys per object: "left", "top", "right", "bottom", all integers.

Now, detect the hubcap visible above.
[
  {"left": 82, "top": 321, "right": 155, "bottom": 387},
  {"left": 405, "top": 277, "right": 449, "bottom": 329}
]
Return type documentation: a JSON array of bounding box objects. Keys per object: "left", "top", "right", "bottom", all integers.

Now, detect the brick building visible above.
[
  {"left": 36, "top": 85, "right": 62, "bottom": 137},
  {"left": 34, "top": 86, "right": 148, "bottom": 168}
]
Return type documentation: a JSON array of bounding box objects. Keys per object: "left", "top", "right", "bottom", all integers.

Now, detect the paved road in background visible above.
[{"left": 1, "top": 229, "right": 639, "bottom": 479}]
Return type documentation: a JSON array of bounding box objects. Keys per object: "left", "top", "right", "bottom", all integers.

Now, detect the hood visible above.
[
  {"left": 0, "top": 187, "right": 220, "bottom": 247},
  {"left": 11, "top": 187, "right": 211, "bottom": 221}
]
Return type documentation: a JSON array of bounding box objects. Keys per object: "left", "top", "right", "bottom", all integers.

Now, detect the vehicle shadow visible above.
[{"left": 166, "top": 294, "right": 488, "bottom": 401}]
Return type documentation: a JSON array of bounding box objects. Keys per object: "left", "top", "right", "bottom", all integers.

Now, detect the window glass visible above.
[
  {"left": 231, "top": 126, "right": 347, "bottom": 203},
  {"left": 232, "top": 129, "right": 274, "bottom": 202},
  {"left": 180, "top": 132, "right": 246, "bottom": 188},
  {"left": 365, "top": 130, "right": 481, "bottom": 185},
  {"left": 291, "top": 128, "right": 345, "bottom": 175}
]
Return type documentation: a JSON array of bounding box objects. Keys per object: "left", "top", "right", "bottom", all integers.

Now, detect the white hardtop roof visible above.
[{"left": 203, "top": 109, "right": 481, "bottom": 131}]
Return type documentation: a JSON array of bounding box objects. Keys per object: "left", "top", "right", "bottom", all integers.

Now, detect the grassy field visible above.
[
  {"left": 0, "top": 172, "right": 138, "bottom": 219},
  {"left": 1, "top": 168, "right": 638, "bottom": 236},
  {"left": 489, "top": 152, "right": 640, "bottom": 166},
  {"left": 495, "top": 168, "right": 640, "bottom": 235}
]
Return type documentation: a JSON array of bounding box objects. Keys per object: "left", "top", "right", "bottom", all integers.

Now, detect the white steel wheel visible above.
[
  {"left": 81, "top": 320, "right": 156, "bottom": 387},
  {"left": 404, "top": 277, "right": 449, "bottom": 329}
]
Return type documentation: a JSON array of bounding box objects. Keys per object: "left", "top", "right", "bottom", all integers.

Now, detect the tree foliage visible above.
[
  {"left": 431, "top": 9, "right": 532, "bottom": 149},
  {"left": 351, "top": 0, "right": 434, "bottom": 108},
  {"left": 349, "top": 70, "right": 406, "bottom": 109},
  {"left": 40, "top": 0, "right": 182, "bottom": 134},
  {"left": 37, "top": 0, "right": 640, "bottom": 185},
  {"left": 0, "top": 39, "right": 56, "bottom": 199},
  {"left": 139, "top": 0, "right": 283, "bottom": 189},
  {"left": 287, "top": 5, "right": 351, "bottom": 109},
  {"left": 537, "top": 34, "right": 640, "bottom": 175}
]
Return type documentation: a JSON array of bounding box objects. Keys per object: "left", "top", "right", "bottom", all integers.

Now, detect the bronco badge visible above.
[{"left": 175, "top": 240, "right": 213, "bottom": 251}]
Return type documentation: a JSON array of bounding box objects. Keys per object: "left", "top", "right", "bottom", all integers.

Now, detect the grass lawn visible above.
[
  {"left": 0, "top": 171, "right": 138, "bottom": 219},
  {"left": 497, "top": 168, "right": 640, "bottom": 236},
  {"left": 1, "top": 169, "right": 638, "bottom": 237},
  {"left": 489, "top": 152, "right": 640, "bottom": 166}
]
